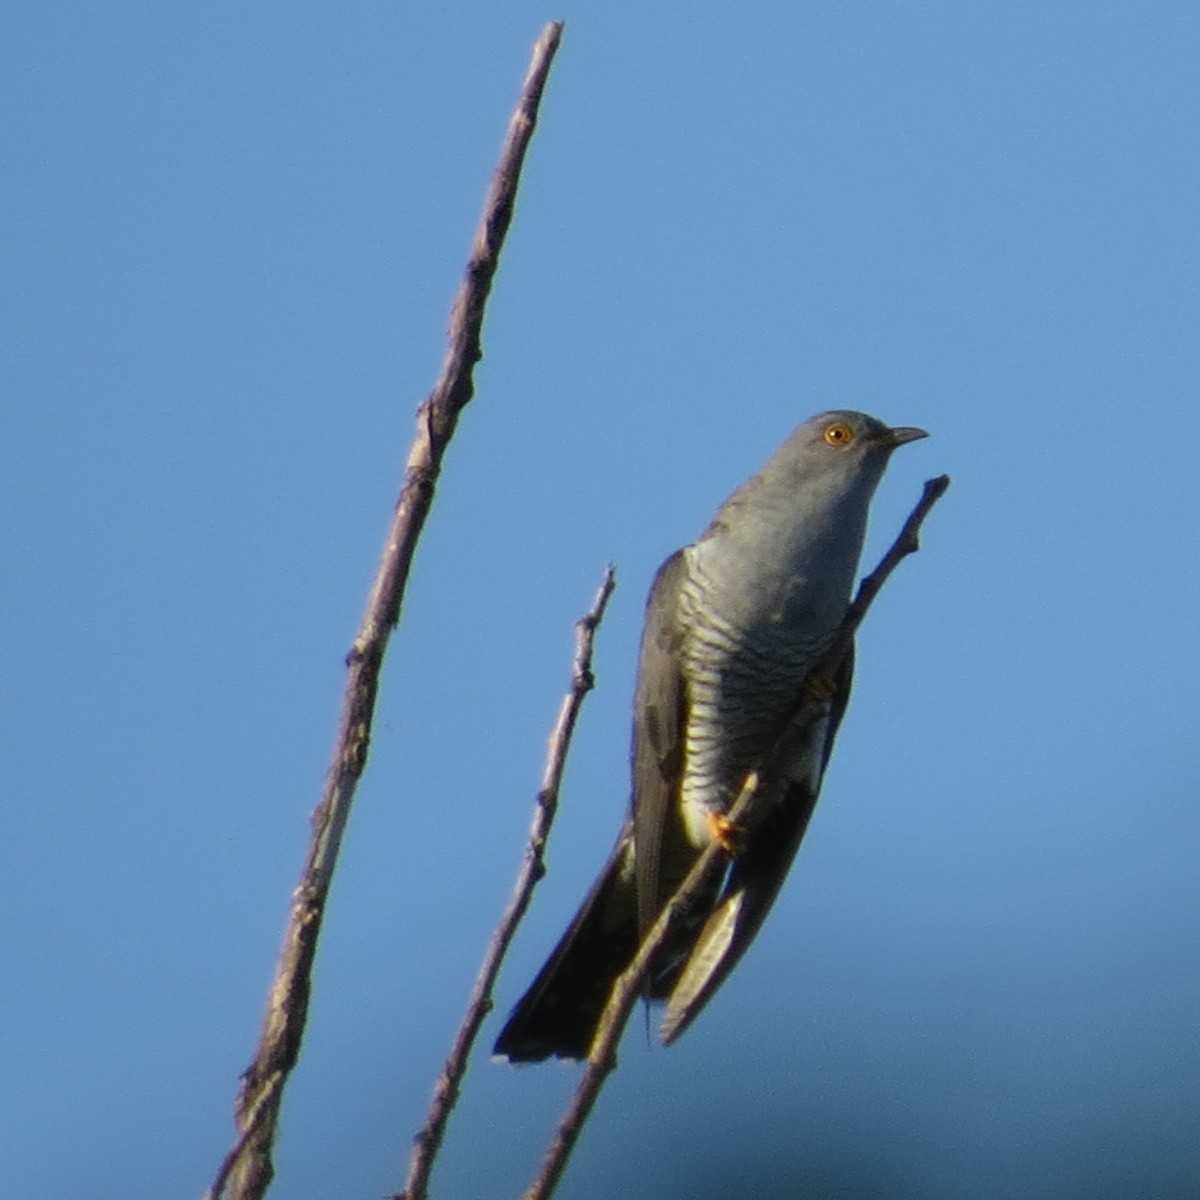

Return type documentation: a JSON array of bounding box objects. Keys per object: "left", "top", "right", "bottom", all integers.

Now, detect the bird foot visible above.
[
  {"left": 706, "top": 811, "right": 741, "bottom": 853},
  {"left": 706, "top": 770, "right": 762, "bottom": 852}
]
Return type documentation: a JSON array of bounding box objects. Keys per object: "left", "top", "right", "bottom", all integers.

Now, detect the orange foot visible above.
[
  {"left": 707, "top": 770, "right": 761, "bottom": 853},
  {"left": 706, "top": 811, "right": 741, "bottom": 853}
]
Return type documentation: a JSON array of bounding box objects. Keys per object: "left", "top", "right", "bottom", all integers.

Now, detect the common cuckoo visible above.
[{"left": 494, "top": 410, "right": 927, "bottom": 1061}]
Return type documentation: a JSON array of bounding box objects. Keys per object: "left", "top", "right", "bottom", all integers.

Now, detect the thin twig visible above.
[
  {"left": 522, "top": 473, "right": 951, "bottom": 1200},
  {"left": 823, "top": 473, "right": 951, "bottom": 677},
  {"left": 204, "top": 22, "right": 566, "bottom": 1200},
  {"left": 395, "top": 566, "right": 616, "bottom": 1200}
]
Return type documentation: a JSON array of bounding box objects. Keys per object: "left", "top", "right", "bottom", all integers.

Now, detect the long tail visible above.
[{"left": 493, "top": 824, "right": 639, "bottom": 1062}]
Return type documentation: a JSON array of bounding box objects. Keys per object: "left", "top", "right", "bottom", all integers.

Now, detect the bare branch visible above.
[
  {"left": 396, "top": 566, "right": 616, "bottom": 1200},
  {"left": 825, "top": 473, "right": 951, "bottom": 675},
  {"left": 521, "top": 473, "right": 951, "bottom": 1200},
  {"left": 204, "top": 22, "right": 566, "bottom": 1200}
]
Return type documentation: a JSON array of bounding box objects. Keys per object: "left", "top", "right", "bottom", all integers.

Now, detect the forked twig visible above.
[
  {"left": 396, "top": 566, "right": 616, "bottom": 1200},
  {"left": 521, "top": 473, "right": 951, "bottom": 1200},
  {"left": 204, "top": 22, "right": 566, "bottom": 1200}
]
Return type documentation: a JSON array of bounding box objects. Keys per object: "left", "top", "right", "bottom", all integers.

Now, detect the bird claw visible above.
[
  {"left": 706, "top": 811, "right": 741, "bottom": 853},
  {"left": 705, "top": 768, "right": 765, "bottom": 853}
]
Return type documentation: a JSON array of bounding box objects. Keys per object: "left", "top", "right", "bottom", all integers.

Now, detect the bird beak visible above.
[{"left": 885, "top": 425, "right": 929, "bottom": 447}]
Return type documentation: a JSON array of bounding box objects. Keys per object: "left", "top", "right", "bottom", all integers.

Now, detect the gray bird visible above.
[{"left": 494, "top": 411, "right": 927, "bottom": 1061}]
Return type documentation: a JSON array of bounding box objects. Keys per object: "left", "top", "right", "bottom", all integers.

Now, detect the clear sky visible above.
[{"left": 4, "top": 5, "right": 1198, "bottom": 1199}]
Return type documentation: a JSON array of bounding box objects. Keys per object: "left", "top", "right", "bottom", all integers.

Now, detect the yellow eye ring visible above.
[{"left": 823, "top": 421, "right": 855, "bottom": 447}]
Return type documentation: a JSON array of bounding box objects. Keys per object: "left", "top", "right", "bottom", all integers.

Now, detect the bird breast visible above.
[{"left": 674, "top": 541, "right": 844, "bottom": 845}]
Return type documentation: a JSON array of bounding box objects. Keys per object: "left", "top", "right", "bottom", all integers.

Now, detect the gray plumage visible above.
[{"left": 495, "top": 411, "right": 926, "bottom": 1061}]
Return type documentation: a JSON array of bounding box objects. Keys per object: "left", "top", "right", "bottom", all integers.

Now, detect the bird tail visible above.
[{"left": 493, "top": 823, "right": 640, "bottom": 1062}]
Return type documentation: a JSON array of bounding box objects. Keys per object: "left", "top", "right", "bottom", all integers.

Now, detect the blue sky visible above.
[{"left": 4, "top": 5, "right": 1198, "bottom": 1198}]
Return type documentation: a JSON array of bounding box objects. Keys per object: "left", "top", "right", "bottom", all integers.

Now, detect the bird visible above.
[{"left": 493, "top": 411, "right": 927, "bottom": 1062}]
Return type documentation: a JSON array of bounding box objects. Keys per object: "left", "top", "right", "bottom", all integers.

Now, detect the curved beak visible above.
[{"left": 886, "top": 425, "right": 929, "bottom": 447}]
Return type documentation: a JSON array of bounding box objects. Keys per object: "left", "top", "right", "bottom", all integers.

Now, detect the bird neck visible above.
[{"left": 688, "top": 470, "right": 878, "bottom": 637}]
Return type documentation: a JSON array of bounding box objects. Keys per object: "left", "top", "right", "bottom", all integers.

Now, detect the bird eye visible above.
[{"left": 823, "top": 422, "right": 855, "bottom": 447}]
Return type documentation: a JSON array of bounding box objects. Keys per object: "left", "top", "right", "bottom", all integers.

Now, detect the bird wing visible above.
[
  {"left": 660, "top": 641, "right": 855, "bottom": 1043},
  {"left": 630, "top": 550, "right": 690, "bottom": 939}
]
